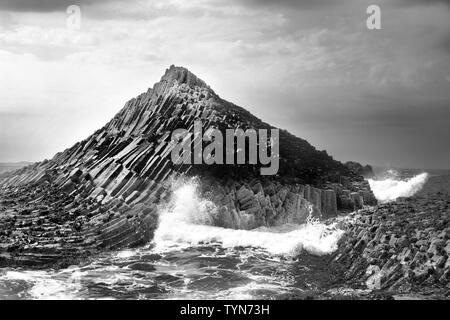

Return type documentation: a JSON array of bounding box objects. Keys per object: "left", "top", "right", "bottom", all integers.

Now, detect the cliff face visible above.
[{"left": 0, "top": 65, "right": 376, "bottom": 267}]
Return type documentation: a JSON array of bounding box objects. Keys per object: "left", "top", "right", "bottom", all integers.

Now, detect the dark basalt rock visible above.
[
  {"left": 345, "top": 161, "right": 375, "bottom": 179},
  {"left": 332, "top": 195, "right": 450, "bottom": 295},
  {"left": 0, "top": 65, "right": 376, "bottom": 267}
]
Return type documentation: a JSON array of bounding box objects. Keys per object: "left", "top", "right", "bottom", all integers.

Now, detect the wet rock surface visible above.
[
  {"left": 199, "top": 176, "right": 375, "bottom": 229},
  {"left": 332, "top": 194, "right": 450, "bottom": 298},
  {"left": 0, "top": 178, "right": 160, "bottom": 268}
]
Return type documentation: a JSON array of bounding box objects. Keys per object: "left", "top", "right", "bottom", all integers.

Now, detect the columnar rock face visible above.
[
  {"left": 333, "top": 196, "right": 450, "bottom": 293},
  {"left": 0, "top": 65, "right": 376, "bottom": 267},
  {"left": 201, "top": 178, "right": 334, "bottom": 229}
]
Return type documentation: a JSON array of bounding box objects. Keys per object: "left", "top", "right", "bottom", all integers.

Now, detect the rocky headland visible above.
[{"left": 0, "top": 65, "right": 376, "bottom": 268}]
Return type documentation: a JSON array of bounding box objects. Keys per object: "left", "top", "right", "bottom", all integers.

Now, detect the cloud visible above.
[
  {"left": 0, "top": 11, "right": 15, "bottom": 28},
  {"left": 237, "top": 0, "right": 338, "bottom": 9},
  {"left": 0, "top": 0, "right": 224, "bottom": 21},
  {"left": 405, "top": 0, "right": 450, "bottom": 6},
  {"left": 437, "top": 33, "right": 450, "bottom": 54},
  {"left": 0, "top": 24, "right": 98, "bottom": 60},
  {"left": 234, "top": 0, "right": 450, "bottom": 12},
  {"left": 0, "top": 0, "right": 128, "bottom": 12}
]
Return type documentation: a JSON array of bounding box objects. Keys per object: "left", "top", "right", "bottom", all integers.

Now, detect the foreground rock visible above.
[
  {"left": 332, "top": 194, "right": 450, "bottom": 297},
  {"left": 0, "top": 179, "right": 159, "bottom": 268}
]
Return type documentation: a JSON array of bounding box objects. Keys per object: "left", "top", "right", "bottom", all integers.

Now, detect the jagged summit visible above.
[
  {"left": 0, "top": 66, "right": 376, "bottom": 267},
  {"left": 161, "top": 65, "right": 212, "bottom": 91}
]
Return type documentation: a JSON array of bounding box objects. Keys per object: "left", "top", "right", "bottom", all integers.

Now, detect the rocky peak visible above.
[
  {"left": 0, "top": 66, "right": 377, "bottom": 267},
  {"left": 160, "top": 65, "right": 212, "bottom": 92}
]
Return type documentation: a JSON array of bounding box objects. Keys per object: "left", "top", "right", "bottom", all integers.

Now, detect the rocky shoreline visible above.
[
  {"left": 0, "top": 177, "right": 160, "bottom": 268},
  {"left": 331, "top": 194, "right": 450, "bottom": 298},
  {"left": 1, "top": 173, "right": 449, "bottom": 299}
]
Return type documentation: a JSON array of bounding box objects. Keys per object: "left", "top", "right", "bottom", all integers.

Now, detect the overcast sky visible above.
[{"left": 0, "top": 0, "right": 449, "bottom": 169}]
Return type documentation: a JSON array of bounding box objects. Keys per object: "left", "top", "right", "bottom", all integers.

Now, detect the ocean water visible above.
[{"left": 0, "top": 169, "right": 442, "bottom": 300}]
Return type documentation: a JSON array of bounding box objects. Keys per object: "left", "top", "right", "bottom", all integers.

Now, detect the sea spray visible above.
[
  {"left": 153, "top": 177, "right": 345, "bottom": 256},
  {"left": 368, "top": 170, "right": 428, "bottom": 203},
  {"left": 0, "top": 268, "right": 83, "bottom": 300}
]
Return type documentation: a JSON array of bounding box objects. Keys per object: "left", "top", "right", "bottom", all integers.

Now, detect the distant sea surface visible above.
[{"left": 0, "top": 163, "right": 31, "bottom": 174}]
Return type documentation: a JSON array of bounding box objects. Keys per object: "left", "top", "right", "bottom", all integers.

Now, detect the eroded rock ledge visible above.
[{"left": 333, "top": 195, "right": 450, "bottom": 296}]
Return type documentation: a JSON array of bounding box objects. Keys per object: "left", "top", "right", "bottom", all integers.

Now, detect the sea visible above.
[{"left": 0, "top": 167, "right": 448, "bottom": 300}]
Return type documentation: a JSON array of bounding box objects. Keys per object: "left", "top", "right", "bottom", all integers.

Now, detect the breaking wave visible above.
[
  {"left": 368, "top": 169, "right": 428, "bottom": 203},
  {"left": 153, "top": 178, "right": 344, "bottom": 257}
]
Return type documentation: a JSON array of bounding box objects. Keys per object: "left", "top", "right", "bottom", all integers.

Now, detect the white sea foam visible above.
[
  {"left": 0, "top": 269, "right": 83, "bottom": 300},
  {"left": 368, "top": 170, "right": 428, "bottom": 203},
  {"left": 153, "top": 178, "right": 344, "bottom": 257}
]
